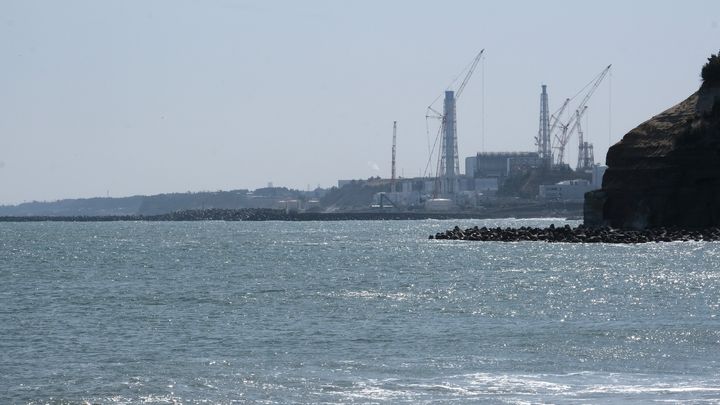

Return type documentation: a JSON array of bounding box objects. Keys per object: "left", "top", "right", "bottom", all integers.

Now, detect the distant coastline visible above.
[{"left": 0, "top": 204, "right": 582, "bottom": 222}]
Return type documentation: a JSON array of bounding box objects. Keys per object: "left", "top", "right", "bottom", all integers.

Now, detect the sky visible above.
[{"left": 1, "top": 0, "right": 719, "bottom": 204}]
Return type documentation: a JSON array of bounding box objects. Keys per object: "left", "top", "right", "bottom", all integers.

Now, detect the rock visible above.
[
  {"left": 586, "top": 53, "right": 720, "bottom": 229},
  {"left": 430, "top": 224, "right": 720, "bottom": 244}
]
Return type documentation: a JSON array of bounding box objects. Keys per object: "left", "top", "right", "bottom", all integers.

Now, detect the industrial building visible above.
[
  {"left": 538, "top": 164, "right": 607, "bottom": 201},
  {"left": 357, "top": 58, "right": 613, "bottom": 211},
  {"left": 372, "top": 174, "right": 491, "bottom": 211},
  {"left": 466, "top": 152, "right": 541, "bottom": 182},
  {"left": 538, "top": 179, "right": 593, "bottom": 201}
]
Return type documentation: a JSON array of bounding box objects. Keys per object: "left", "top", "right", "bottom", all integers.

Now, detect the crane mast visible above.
[
  {"left": 576, "top": 118, "right": 595, "bottom": 170},
  {"left": 391, "top": 121, "right": 397, "bottom": 193}
]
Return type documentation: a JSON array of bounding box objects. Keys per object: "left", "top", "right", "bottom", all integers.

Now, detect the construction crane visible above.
[
  {"left": 455, "top": 50, "right": 485, "bottom": 99},
  {"left": 577, "top": 123, "right": 595, "bottom": 170},
  {"left": 555, "top": 106, "right": 587, "bottom": 166},
  {"left": 548, "top": 98, "right": 571, "bottom": 142},
  {"left": 391, "top": 121, "right": 397, "bottom": 193},
  {"left": 426, "top": 49, "right": 485, "bottom": 118},
  {"left": 536, "top": 96, "right": 570, "bottom": 166},
  {"left": 424, "top": 49, "right": 485, "bottom": 195},
  {"left": 552, "top": 64, "right": 611, "bottom": 166}
]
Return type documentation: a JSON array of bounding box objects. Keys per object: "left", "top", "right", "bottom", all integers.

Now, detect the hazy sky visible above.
[{"left": 1, "top": 0, "right": 719, "bottom": 204}]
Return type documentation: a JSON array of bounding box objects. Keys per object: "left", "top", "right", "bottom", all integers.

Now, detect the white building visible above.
[
  {"left": 539, "top": 179, "right": 594, "bottom": 201},
  {"left": 591, "top": 164, "right": 607, "bottom": 189},
  {"left": 539, "top": 164, "right": 608, "bottom": 201}
]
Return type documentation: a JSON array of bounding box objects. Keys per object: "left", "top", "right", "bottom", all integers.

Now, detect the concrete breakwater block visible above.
[{"left": 430, "top": 224, "right": 720, "bottom": 244}]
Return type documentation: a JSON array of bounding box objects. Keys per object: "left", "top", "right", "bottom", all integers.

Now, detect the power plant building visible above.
[
  {"left": 466, "top": 152, "right": 541, "bottom": 182},
  {"left": 538, "top": 164, "right": 608, "bottom": 201}
]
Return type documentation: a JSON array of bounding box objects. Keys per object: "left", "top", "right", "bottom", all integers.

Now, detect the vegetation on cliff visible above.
[{"left": 701, "top": 50, "right": 720, "bottom": 86}]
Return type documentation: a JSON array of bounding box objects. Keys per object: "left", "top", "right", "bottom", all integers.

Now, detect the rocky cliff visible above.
[{"left": 585, "top": 55, "right": 720, "bottom": 229}]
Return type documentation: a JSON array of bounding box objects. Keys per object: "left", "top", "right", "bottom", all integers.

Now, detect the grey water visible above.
[{"left": 2, "top": 219, "right": 720, "bottom": 404}]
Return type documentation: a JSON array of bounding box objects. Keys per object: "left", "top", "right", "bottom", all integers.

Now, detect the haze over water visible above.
[
  {"left": 2, "top": 219, "right": 720, "bottom": 403},
  {"left": 3, "top": 1, "right": 720, "bottom": 204}
]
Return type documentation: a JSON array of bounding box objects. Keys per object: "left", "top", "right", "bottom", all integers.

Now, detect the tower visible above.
[
  {"left": 391, "top": 121, "right": 397, "bottom": 193},
  {"left": 426, "top": 49, "right": 484, "bottom": 198},
  {"left": 537, "top": 84, "right": 552, "bottom": 167},
  {"left": 439, "top": 90, "right": 459, "bottom": 194}
]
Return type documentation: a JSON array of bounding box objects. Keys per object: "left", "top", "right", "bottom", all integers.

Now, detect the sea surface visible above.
[{"left": 2, "top": 219, "right": 720, "bottom": 404}]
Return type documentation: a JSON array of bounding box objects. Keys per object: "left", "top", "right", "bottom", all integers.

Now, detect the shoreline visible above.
[{"left": 0, "top": 206, "right": 583, "bottom": 222}]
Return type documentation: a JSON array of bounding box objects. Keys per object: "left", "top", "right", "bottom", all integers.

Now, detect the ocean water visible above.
[{"left": 2, "top": 218, "right": 720, "bottom": 404}]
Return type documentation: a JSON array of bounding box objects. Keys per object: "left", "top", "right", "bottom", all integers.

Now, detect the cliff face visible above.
[{"left": 585, "top": 83, "right": 720, "bottom": 229}]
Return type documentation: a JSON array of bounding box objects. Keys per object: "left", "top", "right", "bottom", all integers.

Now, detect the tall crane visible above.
[
  {"left": 391, "top": 121, "right": 397, "bottom": 193},
  {"left": 425, "top": 49, "right": 485, "bottom": 196},
  {"left": 548, "top": 98, "right": 571, "bottom": 143},
  {"left": 555, "top": 106, "right": 587, "bottom": 166},
  {"left": 536, "top": 95, "right": 570, "bottom": 167},
  {"left": 455, "top": 49, "right": 485, "bottom": 99},
  {"left": 426, "top": 49, "right": 485, "bottom": 122},
  {"left": 553, "top": 64, "right": 611, "bottom": 166}
]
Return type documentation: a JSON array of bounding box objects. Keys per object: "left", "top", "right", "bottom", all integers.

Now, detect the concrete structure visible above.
[
  {"left": 474, "top": 177, "right": 499, "bottom": 192},
  {"left": 440, "top": 91, "right": 459, "bottom": 195},
  {"left": 465, "top": 156, "right": 476, "bottom": 177},
  {"left": 537, "top": 84, "right": 552, "bottom": 167},
  {"left": 425, "top": 198, "right": 456, "bottom": 211},
  {"left": 369, "top": 174, "right": 495, "bottom": 209},
  {"left": 467, "top": 152, "right": 541, "bottom": 182},
  {"left": 538, "top": 161, "right": 606, "bottom": 202},
  {"left": 539, "top": 179, "right": 593, "bottom": 201},
  {"left": 372, "top": 190, "right": 422, "bottom": 207},
  {"left": 591, "top": 164, "right": 607, "bottom": 189},
  {"left": 280, "top": 199, "right": 301, "bottom": 213}
]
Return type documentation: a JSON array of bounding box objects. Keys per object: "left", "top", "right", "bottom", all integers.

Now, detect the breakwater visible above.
[
  {"left": 0, "top": 208, "right": 500, "bottom": 222},
  {"left": 431, "top": 224, "right": 720, "bottom": 243}
]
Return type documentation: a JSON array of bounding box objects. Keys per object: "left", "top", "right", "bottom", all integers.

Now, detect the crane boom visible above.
[
  {"left": 548, "top": 98, "right": 570, "bottom": 144},
  {"left": 455, "top": 49, "right": 485, "bottom": 99},
  {"left": 567, "top": 107, "right": 587, "bottom": 142},
  {"left": 575, "top": 64, "right": 611, "bottom": 113},
  {"left": 555, "top": 106, "right": 587, "bottom": 165},
  {"left": 553, "top": 64, "right": 611, "bottom": 166}
]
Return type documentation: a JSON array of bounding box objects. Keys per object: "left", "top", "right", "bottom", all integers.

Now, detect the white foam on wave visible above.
[
  {"left": 139, "top": 394, "right": 182, "bottom": 404},
  {"left": 82, "top": 394, "right": 183, "bottom": 405},
  {"left": 336, "top": 372, "right": 573, "bottom": 402},
  {"left": 335, "top": 372, "right": 720, "bottom": 403},
  {"left": 580, "top": 384, "right": 720, "bottom": 394},
  {"left": 461, "top": 372, "right": 572, "bottom": 394},
  {"left": 343, "top": 379, "right": 413, "bottom": 401},
  {"left": 403, "top": 382, "right": 476, "bottom": 396},
  {"left": 342, "top": 290, "right": 411, "bottom": 301}
]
